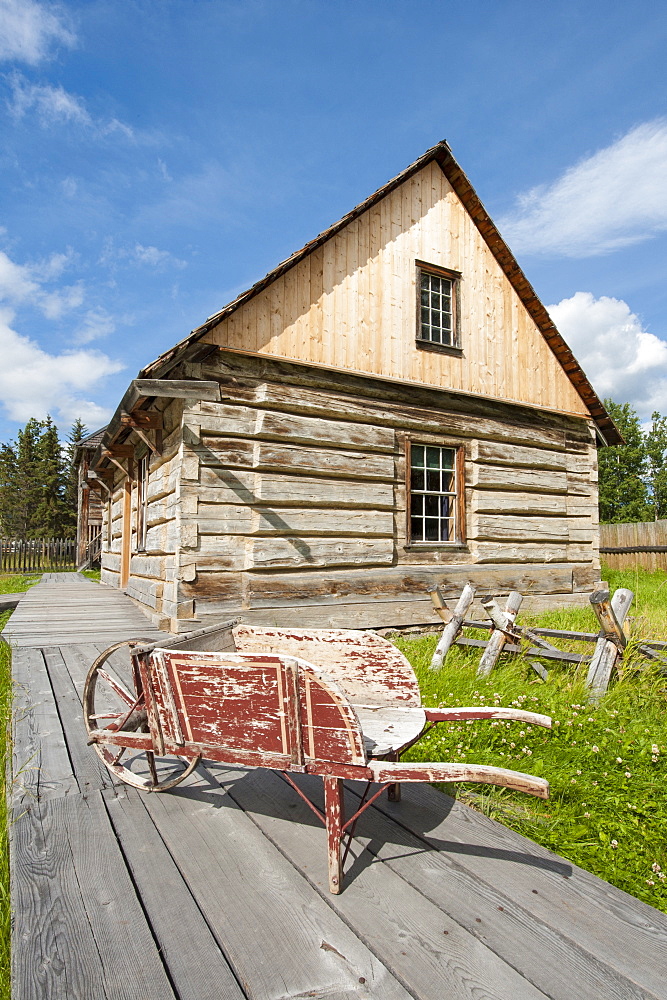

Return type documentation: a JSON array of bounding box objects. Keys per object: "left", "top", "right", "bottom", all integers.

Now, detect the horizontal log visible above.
[
  {"left": 196, "top": 505, "right": 395, "bottom": 537},
  {"left": 470, "top": 465, "right": 568, "bottom": 494},
  {"left": 237, "top": 562, "right": 576, "bottom": 606},
  {"left": 471, "top": 440, "right": 566, "bottom": 471},
  {"left": 469, "top": 514, "right": 569, "bottom": 542},
  {"left": 471, "top": 491, "right": 567, "bottom": 516},
  {"left": 204, "top": 355, "right": 576, "bottom": 449},
  {"left": 191, "top": 473, "right": 395, "bottom": 509},
  {"left": 195, "top": 438, "right": 394, "bottom": 481},
  {"left": 249, "top": 536, "right": 394, "bottom": 570},
  {"left": 255, "top": 410, "right": 395, "bottom": 453},
  {"left": 474, "top": 541, "right": 592, "bottom": 564}
]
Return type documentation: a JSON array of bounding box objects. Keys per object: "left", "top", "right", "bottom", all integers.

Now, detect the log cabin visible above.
[{"left": 79, "top": 140, "right": 621, "bottom": 633}]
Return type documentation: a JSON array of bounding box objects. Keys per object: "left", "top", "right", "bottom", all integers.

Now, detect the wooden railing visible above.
[
  {"left": 0, "top": 537, "right": 77, "bottom": 574},
  {"left": 600, "top": 520, "right": 667, "bottom": 571}
]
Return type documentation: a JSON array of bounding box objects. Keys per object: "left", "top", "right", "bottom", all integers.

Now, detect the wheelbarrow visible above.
[{"left": 84, "top": 622, "right": 550, "bottom": 892}]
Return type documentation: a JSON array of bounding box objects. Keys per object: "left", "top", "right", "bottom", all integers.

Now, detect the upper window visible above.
[
  {"left": 408, "top": 443, "right": 461, "bottom": 543},
  {"left": 417, "top": 262, "right": 460, "bottom": 350}
]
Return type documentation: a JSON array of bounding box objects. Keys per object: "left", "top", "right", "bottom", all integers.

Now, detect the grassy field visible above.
[
  {"left": 395, "top": 567, "right": 667, "bottom": 913},
  {"left": 0, "top": 575, "right": 41, "bottom": 596}
]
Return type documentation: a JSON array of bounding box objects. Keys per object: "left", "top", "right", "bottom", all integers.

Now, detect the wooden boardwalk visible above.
[{"left": 6, "top": 575, "right": 667, "bottom": 999}]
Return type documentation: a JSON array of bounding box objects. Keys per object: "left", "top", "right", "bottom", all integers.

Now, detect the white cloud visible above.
[
  {"left": 6, "top": 72, "right": 137, "bottom": 138},
  {"left": 0, "top": 247, "right": 82, "bottom": 317},
  {"left": 74, "top": 308, "right": 115, "bottom": 344},
  {"left": 0, "top": 0, "right": 75, "bottom": 65},
  {"left": 8, "top": 73, "right": 91, "bottom": 125},
  {"left": 500, "top": 121, "right": 667, "bottom": 257},
  {"left": 99, "top": 239, "right": 186, "bottom": 271},
  {"left": 0, "top": 306, "right": 123, "bottom": 425},
  {"left": 548, "top": 292, "right": 667, "bottom": 418}
]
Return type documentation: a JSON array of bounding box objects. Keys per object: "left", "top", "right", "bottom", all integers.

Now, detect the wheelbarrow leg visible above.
[
  {"left": 323, "top": 776, "right": 344, "bottom": 893},
  {"left": 387, "top": 752, "right": 401, "bottom": 802}
]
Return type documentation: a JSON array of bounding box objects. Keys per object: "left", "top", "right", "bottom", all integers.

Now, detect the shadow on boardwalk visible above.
[{"left": 7, "top": 575, "right": 667, "bottom": 999}]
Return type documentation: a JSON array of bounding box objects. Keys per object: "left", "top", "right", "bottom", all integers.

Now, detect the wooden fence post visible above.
[
  {"left": 429, "top": 584, "right": 476, "bottom": 671},
  {"left": 586, "top": 588, "right": 634, "bottom": 702},
  {"left": 477, "top": 591, "right": 523, "bottom": 677}
]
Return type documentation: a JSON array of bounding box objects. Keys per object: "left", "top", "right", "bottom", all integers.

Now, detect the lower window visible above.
[{"left": 409, "top": 443, "right": 460, "bottom": 542}]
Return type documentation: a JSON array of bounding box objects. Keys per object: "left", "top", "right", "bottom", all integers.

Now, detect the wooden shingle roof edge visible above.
[{"left": 139, "top": 140, "right": 621, "bottom": 445}]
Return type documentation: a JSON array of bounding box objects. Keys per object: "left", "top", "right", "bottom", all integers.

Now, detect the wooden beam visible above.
[{"left": 132, "top": 379, "right": 220, "bottom": 401}]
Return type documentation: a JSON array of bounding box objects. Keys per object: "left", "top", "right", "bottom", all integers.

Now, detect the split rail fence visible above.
[
  {"left": 0, "top": 537, "right": 76, "bottom": 574},
  {"left": 600, "top": 519, "right": 667, "bottom": 571}
]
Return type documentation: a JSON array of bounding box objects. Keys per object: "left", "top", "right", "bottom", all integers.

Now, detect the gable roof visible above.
[{"left": 141, "top": 140, "right": 621, "bottom": 445}]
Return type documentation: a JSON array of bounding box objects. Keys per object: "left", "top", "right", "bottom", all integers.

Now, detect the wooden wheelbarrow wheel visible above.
[{"left": 83, "top": 639, "right": 200, "bottom": 792}]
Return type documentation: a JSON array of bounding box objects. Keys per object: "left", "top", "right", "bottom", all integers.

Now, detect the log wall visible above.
[
  {"left": 99, "top": 354, "right": 601, "bottom": 631},
  {"left": 96, "top": 354, "right": 600, "bottom": 631}
]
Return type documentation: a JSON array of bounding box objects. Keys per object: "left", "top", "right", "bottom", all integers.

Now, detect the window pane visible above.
[
  {"left": 421, "top": 290, "right": 429, "bottom": 306},
  {"left": 411, "top": 517, "right": 423, "bottom": 541},
  {"left": 440, "top": 495, "right": 452, "bottom": 518},
  {"left": 426, "top": 469, "right": 440, "bottom": 492},
  {"left": 426, "top": 447, "right": 440, "bottom": 469},
  {"left": 411, "top": 444, "right": 425, "bottom": 468},
  {"left": 440, "top": 518, "right": 452, "bottom": 541},
  {"left": 410, "top": 493, "right": 423, "bottom": 515},
  {"left": 411, "top": 469, "right": 425, "bottom": 492},
  {"left": 425, "top": 518, "right": 439, "bottom": 540},
  {"left": 425, "top": 495, "right": 439, "bottom": 517},
  {"left": 441, "top": 279, "right": 451, "bottom": 295},
  {"left": 421, "top": 274, "right": 429, "bottom": 289}
]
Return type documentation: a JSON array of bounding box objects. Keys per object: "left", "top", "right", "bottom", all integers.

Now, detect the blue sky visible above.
[{"left": 1, "top": 0, "right": 667, "bottom": 441}]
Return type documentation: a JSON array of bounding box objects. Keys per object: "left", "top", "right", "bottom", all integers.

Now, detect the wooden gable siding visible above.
[{"left": 200, "top": 162, "right": 588, "bottom": 420}]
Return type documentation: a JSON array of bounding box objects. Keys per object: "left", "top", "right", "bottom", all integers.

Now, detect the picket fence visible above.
[{"left": 0, "top": 537, "right": 77, "bottom": 574}]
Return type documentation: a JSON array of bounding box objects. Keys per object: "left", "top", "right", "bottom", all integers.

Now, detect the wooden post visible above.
[
  {"left": 586, "top": 588, "right": 634, "bottom": 701},
  {"left": 429, "top": 584, "right": 476, "bottom": 670},
  {"left": 323, "top": 776, "right": 344, "bottom": 894},
  {"left": 477, "top": 591, "right": 523, "bottom": 677}
]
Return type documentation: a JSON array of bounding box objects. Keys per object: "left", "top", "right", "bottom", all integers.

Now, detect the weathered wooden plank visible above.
[
  {"left": 12, "top": 647, "right": 78, "bottom": 805},
  {"left": 216, "top": 766, "right": 549, "bottom": 1000},
  {"left": 371, "top": 784, "right": 667, "bottom": 1000},
  {"left": 12, "top": 793, "right": 176, "bottom": 1000},
  {"left": 42, "top": 646, "right": 114, "bottom": 794},
  {"left": 142, "top": 773, "right": 412, "bottom": 1000},
  {"left": 256, "top": 441, "right": 395, "bottom": 481},
  {"left": 104, "top": 788, "right": 245, "bottom": 1000}
]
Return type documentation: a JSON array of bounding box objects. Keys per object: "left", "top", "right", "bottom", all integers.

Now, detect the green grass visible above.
[
  {"left": 0, "top": 575, "right": 41, "bottom": 595},
  {"left": 393, "top": 567, "right": 667, "bottom": 913},
  {"left": 81, "top": 569, "right": 101, "bottom": 582}
]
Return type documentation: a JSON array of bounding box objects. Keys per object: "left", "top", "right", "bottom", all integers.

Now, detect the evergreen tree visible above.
[
  {"left": 0, "top": 441, "right": 19, "bottom": 536},
  {"left": 644, "top": 411, "right": 667, "bottom": 520},
  {"left": 33, "top": 415, "right": 68, "bottom": 538},
  {"left": 63, "top": 418, "right": 88, "bottom": 538},
  {"left": 13, "top": 418, "right": 46, "bottom": 537},
  {"left": 598, "top": 400, "right": 653, "bottom": 523}
]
